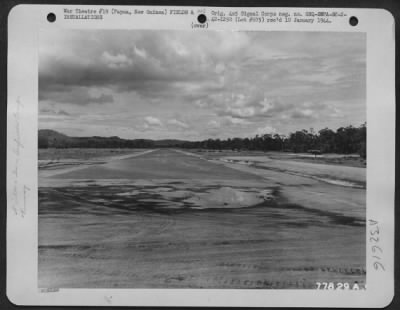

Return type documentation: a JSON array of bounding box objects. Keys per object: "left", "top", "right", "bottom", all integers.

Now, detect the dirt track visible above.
[{"left": 38, "top": 149, "right": 366, "bottom": 289}]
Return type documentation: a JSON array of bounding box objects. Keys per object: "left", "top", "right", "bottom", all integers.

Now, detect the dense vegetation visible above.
[
  {"left": 182, "top": 123, "right": 366, "bottom": 158},
  {"left": 39, "top": 123, "right": 366, "bottom": 158}
]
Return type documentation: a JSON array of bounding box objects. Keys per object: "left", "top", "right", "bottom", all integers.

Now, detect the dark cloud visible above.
[
  {"left": 39, "top": 30, "right": 222, "bottom": 104},
  {"left": 88, "top": 93, "right": 114, "bottom": 104},
  {"left": 39, "top": 29, "right": 366, "bottom": 139},
  {"left": 57, "top": 109, "right": 72, "bottom": 116},
  {"left": 40, "top": 85, "right": 114, "bottom": 105},
  {"left": 39, "top": 107, "right": 72, "bottom": 116}
]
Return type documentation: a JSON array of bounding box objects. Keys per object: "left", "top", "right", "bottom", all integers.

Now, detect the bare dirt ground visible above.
[
  {"left": 38, "top": 148, "right": 366, "bottom": 289},
  {"left": 190, "top": 149, "right": 366, "bottom": 168},
  {"left": 39, "top": 148, "right": 150, "bottom": 171}
]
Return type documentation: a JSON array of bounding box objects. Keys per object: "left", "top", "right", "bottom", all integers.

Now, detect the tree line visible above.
[
  {"left": 39, "top": 123, "right": 366, "bottom": 158},
  {"left": 180, "top": 123, "right": 366, "bottom": 158}
]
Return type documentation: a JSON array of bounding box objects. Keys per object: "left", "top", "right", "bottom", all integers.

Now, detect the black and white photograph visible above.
[
  {"left": 37, "top": 28, "right": 368, "bottom": 289},
  {"left": 6, "top": 5, "right": 396, "bottom": 307}
]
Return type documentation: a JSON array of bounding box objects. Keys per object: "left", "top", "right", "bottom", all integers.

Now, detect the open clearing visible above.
[{"left": 39, "top": 148, "right": 365, "bottom": 289}]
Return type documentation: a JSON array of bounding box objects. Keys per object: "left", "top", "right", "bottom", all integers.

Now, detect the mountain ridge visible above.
[{"left": 38, "top": 129, "right": 191, "bottom": 148}]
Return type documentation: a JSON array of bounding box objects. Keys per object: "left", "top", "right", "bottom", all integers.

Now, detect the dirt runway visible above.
[{"left": 39, "top": 149, "right": 365, "bottom": 289}]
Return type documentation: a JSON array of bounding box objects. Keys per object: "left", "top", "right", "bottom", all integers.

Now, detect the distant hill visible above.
[
  {"left": 38, "top": 129, "right": 72, "bottom": 148},
  {"left": 39, "top": 129, "right": 69, "bottom": 140},
  {"left": 38, "top": 129, "right": 190, "bottom": 148}
]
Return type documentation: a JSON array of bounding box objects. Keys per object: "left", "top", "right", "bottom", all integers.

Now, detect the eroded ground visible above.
[{"left": 39, "top": 149, "right": 366, "bottom": 289}]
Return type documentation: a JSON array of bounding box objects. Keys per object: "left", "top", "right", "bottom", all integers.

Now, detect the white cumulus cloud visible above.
[
  {"left": 144, "top": 116, "right": 162, "bottom": 126},
  {"left": 133, "top": 45, "right": 147, "bottom": 58},
  {"left": 101, "top": 51, "right": 133, "bottom": 68},
  {"left": 167, "top": 119, "right": 189, "bottom": 128},
  {"left": 254, "top": 125, "right": 276, "bottom": 136}
]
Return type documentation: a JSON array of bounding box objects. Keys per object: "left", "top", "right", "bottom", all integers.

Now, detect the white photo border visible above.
[{"left": 7, "top": 5, "right": 395, "bottom": 307}]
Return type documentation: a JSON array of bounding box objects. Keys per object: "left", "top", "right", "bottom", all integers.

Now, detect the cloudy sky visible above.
[{"left": 39, "top": 30, "right": 366, "bottom": 140}]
